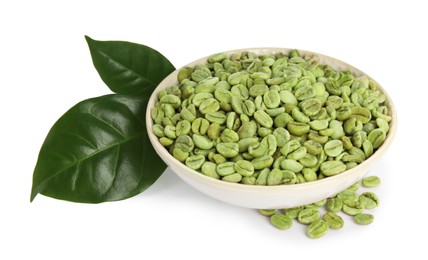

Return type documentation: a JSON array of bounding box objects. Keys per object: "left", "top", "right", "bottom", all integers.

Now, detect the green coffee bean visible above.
[
  {"left": 266, "top": 107, "right": 285, "bottom": 117},
  {"left": 287, "top": 121, "right": 310, "bottom": 136},
  {"left": 196, "top": 81, "right": 216, "bottom": 94},
  {"left": 344, "top": 117, "right": 362, "bottom": 135},
  {"left": 176, "top": 120, "right": 191, "bottom": 136},
  {"left": 337, "top": 189, "right": 358, "bottom": 202},
  {"left": 302, "top": 168, "right": 317, "bottom": 182},
  {"left": 259, "top": 209, "right": 277, "bottom": 216},
  {"left": 324, "top": 140, "right": 344, "bottom": 157},
  {"left": 291, "top": 107, "right": 310, "bottom": 123},
  {"left": 173, "top": 135, "right": 192, "bottom": 152},
  {"left": 319, "top": 128, "right": 335, "bottom": 137},
  {"left": 347, "top": 182, "right": 360, "bottom": 191},
  {"left": 295, "top": 85, "right": 315, "bottom": 101},
  {"left": 280, "top": 139, "right": 301, "bottom": 157},
  {"left": 207, "top": 123, "right": 221, "bottom": 140},
  {"left": 220, "top": 128, "right": 239, "bottom": 143},
  {"left": 185, "top": 155, "right": 205, "bottom": 170},
  {"left": 241, "top": 176, "right": 256, "bottom": 185},
  {"left": 252, "top": 155, "right": 274, "bottom": 170},
  {"left": 281, "top": 170, "right": 297, "bottom": 184},
  {"left": 320, "top": 161, "right": 346, "bottom": 176},
  {"left": 192, "top": 93, "right": 213, "bottom": 107},
  {"left": 192, "top": 69, "right": 211, "bottom": 82},
  {"left": 323, "top": 212, "right": 344, "bottom": 229},
  {"left": 237, "top": 121, "right": 257, "bottom": 139},
  {"left": 266, "top": 134, "right": 277, "bottom": 155},
  {"left": 296, "top": 173, "right": 306, "bottom": 183},
  {"left": 312, "top": 199, "right": 327, "bottom": 207},
  {"left": 304, "top": 140, "right": 323, "bottom": 155},
  {"left": 160, "top": 94, "right": 181, "bottom": 109},
  {"left": 329, "top": 120, "right": 345, "bottom": 139},
  {"left": 180, "top": 105, "right": 196, "bottom": 122},
  {"left": 299, "top": 153, "right": 318, "bottom": 168},
  {"left": 308, "top": 131, "right": 329, "bottom": 144},
  {"left": 201, "top": 162, "right": 220, "bottom": 179},
  {"left": 342, "top": 200, "right": 364, "bottom": 216},
  {"left": 267, "top": 168, "right": 284, "bottom": 185},
  {"left": 270, "top": 154, "right": 283, "bottom": 167},
  {"left": 284, "top": 206, "right": 303, "bottom": 219},
  {"left": 228, "top": 71, "right": 248, "bottom": 85},
  {"left": 298, "top": 208, "right": 320, "bottom": 224},
  {"left": 354, "top": 213, "right": 374, "bottom": 225},
  {"left": 249, "top": 84, "right": 269, "bottom": 97},
  {"left": 376, "top": 118, "right": 390, "bottom": 134},
  {"left": 280, "top": 159, "right": 304, "bottom": 173},
  {"left": 215, "top": 88, "right": 232, "bottom": 103},
  {"left": 192, "top": 118, "right": 209, "bottom": 135},
  {"left": 270, "top": 214, "right": 293, "bottom": 230},
  {"left": 326, "top": 198, "right": 343, "bottom": 213},
  {"left": 164, "top": 125, "right": 177, "bottom": 139},
  {"left": 256, "top": 168, "right": 270, "bottom": 185},
  {"left": 352, "top": 130, "right": 367, "bottom": 148},
  {"left": 199, "top": 98, "right": 220, "bottom": 114},
  {"left": 242, "top": 100, "right": 256, "bottom": 116},
  {"left": 234, "top": 160, "right": 255, "bottom": 177},
  {"left": 254, "top": 110, "right": 273, "bottom": 128},
  {"left": 237, "top": 137, "right": 258, "bottom": 153},
  {"left": 306, "top": 219, "right": 329, "bottom": 239},
  {"left": 205, "top": 111, "right": 227, "bottom": 124},
  {"left": 264, "top": 90, "right": 281, "bottom": 109},
  {"left": 152, "top": 124, "right": 165, "bottom": 137},
  {"left": 325, "top": 95, "right": 343, "bottom": 109},
  {"left": 248, "top": 139, "right": 268, "bottom": 158},
  {"left": 300, "top": 98, "right": 322, "bottom": 116},
  {"left": 350, "top": 106, "right": 372, "bottom": 124},
  {"left": 308, "top": 119, "right": 329, "bottom": 131},
  {"left": 362, "top": 176, "right": 381, "bottom": 188},
  {"left": 212, "top": 153, "right": 226, "bottom": 164},
  {"left": 231, "top": 84, "right": 249, "bottom": 100},
  {"left": 368, "top": 128, "right": 386, "bottom": 149},
  {"left": 222, "top": 173, "right": 242, "bottom": 183},
  {"left": 258, "top": 128, "right": 273, "bottom": 137},
  {"left": 159, "top": 137, "right": 174, "bottom": 146},
  {"left": 251, "top": 71, "right": 270, "bottom": 80},
  {"left": 274, "top": 114, "right": 294, "bottom": 129},
  {"left": 216, "top": 142, "right": 239, "bottom": 158},
  {"left": 272, "top": 127, "right": 290, "bottom": 148},
  {"left": 362, "top": 139, "right": 374, "bottom": 157},
  {"left": 172, "top": 148, "right": 189, "bottom": 162},
  {"left": 178, "top": 67, "right": 193, "bottom": 82},
  {"left": 192, "top": 134, "right": 213, "bottom": 150},
  {"left": 359, "top": 192, "right": 379, "bottom": 209},
  {"left": 372, "top": 110, "right": 392, "bottom": 122},
  {"left": 279, "top": 90, "right": 298, "bottom": 105},
  {"left": 287, "top": 146, "right": 307, "bottom": 160},
  {"left": 216, "top": 162, "right": 236, "bottom": 176}
]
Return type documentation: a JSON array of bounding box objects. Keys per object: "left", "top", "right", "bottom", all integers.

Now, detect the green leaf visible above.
[
  {"left": 85, "top": 35, "right": 175, "bottom": 96},
  {"left": 30, "top": 94, "right": 166, "bottom": 203}
]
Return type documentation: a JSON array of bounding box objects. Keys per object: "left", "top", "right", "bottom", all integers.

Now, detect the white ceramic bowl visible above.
[{"left": 146, "top": 48, "right": 397, "bottom": 209}]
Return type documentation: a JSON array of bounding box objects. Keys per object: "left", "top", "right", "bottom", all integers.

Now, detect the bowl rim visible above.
[{"left": 145, "top": 47, "right": 397, "bottom": 192}]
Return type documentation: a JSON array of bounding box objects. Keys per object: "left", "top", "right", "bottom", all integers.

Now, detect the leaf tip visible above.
[
  {"left": 30, "top": 190, "right": 37, "bottom": 202},
  {"left": 85, "top": 35, "right": 93, "bottom": 43}
]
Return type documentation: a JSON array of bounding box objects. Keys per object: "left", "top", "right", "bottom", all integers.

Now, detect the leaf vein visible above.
[
  {"left": 98, "top": 49, "right": 156, "bottom": 87},
  {"left": 35, "top": 132, "right": 144, "bottom": 196}
]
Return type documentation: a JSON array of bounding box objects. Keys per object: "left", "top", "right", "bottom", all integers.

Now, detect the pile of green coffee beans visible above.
[
  {"left": 151, "top": 50, "right": 391, "bottom": 184},
  {"left": 260, "top": 175, "right": 381, "bottom": 238}
]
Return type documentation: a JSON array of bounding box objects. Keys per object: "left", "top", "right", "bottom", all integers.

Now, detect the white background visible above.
[{"left": 1, "top": 0, "right": 426, "bottom": 259}]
